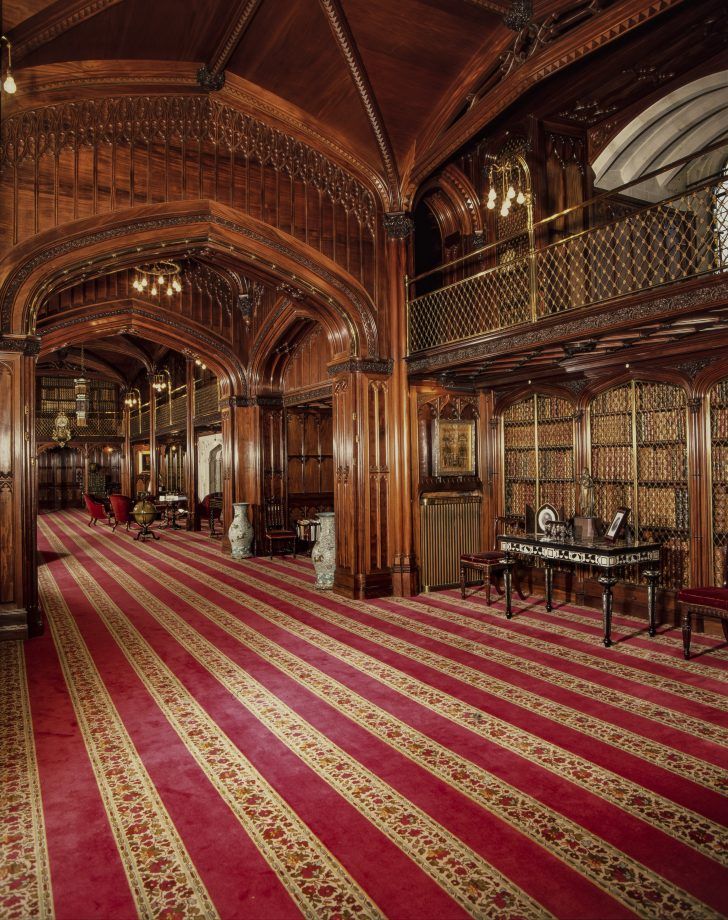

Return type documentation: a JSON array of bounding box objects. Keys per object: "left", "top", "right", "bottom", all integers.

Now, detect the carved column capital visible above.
[
  {"left": 383, "top": 211, "right": 415, "bottom": 239},
  {"left": 196, "top": 65, "right": 225, "bottom": 92},
  {"left": 687, "top": 397, "right": 702, "bottom": 414}
]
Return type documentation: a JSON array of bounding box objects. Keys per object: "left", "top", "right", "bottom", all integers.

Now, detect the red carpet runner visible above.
[{"left": 2, "top": 509, "right": 727, "bottom": 919}]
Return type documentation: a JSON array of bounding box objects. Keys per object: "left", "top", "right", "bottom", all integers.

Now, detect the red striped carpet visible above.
[{"left": 2, "top": 510, "right": 727, "bottom": 919}]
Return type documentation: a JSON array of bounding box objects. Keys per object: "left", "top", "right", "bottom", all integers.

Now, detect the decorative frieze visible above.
[
  {"left": 382, "top": 212, "right": 415, "bottom": 239},
  {"left": 327, "top": 357, "right": 393, "bottom": 377}
]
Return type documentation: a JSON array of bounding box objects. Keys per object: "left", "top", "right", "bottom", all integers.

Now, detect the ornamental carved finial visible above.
[
  {"left": 503, "top": 0, "right": 533, "bottom": 31},
  {"left": 196, "top": 66, "right": 225, "bottom": 92},
  {"left": 383, "top": 211, "right": 414, "bottom": 239}
]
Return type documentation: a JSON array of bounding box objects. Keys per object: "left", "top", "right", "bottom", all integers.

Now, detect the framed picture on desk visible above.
[{"left": 605, "top": 507, "right": 630, "bottom": 543}]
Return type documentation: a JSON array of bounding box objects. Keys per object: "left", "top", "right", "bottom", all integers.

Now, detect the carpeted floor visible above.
[{"left": 2, "top": 509, "right": 727, "bottom": 919}]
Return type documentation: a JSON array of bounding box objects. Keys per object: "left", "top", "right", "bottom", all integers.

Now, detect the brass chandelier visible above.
[{"left": 132, "top": 260, "right": 183, "bottom": 298}]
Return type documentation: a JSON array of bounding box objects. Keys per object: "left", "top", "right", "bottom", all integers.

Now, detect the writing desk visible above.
[{"left": 497, "top": 534, "right": 661, "bottom": 647}]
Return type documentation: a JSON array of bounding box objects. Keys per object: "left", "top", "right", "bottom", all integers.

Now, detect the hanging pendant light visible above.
[
  {"left": 1, "top": 36, "right": 16, "bottom": 94},
  {"left": 132, "top": 261, "right": 183, "bottom": 298},
  {"left": 74, "top": 345, "right": 88, "bottom": 427}
]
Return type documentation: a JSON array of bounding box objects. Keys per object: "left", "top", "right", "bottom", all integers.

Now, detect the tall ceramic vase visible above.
[
  {"left": 312, "top": 511, "right": 336, "bottom": 589},
  {"left": 228, "top": 502, "right": 254, "bottom": 559}
]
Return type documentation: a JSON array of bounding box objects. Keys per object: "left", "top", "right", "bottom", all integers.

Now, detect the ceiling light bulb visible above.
[
  {"left": 507, "top": 185, "right": 516, "bottom": 200},
  {"left": 141, "top": 277, "right": 148, "bottom": 287},
  {"left": 3, "top": 73, "right": 16, "bottom": 94},
  {"left": 201, "top": 363, "right": 206, "bottom": 370},
  {"left": 500, "top": 205, "right": 509, "bottom": 217},
  {"left": 516, "top": 190, "right": 525, "bottom": 204},
  {"left": 173, "top": 279, "right": 181, "bottom": 292},
  {"left": 487, "top": 199, "right": 495, "bottom": 210},
  {"left": 167, "top": 285, "right": 173, "bottom": 296},
  {"left": 195, "top": 359, "right": 201, "bottom": 365},
  {"left": 158, "top": 275, "right": 164, "bottom": 284},
  {"left": 151, "top": 285, "right": 157, "bottom": 296},
  {"left": 487, "top": 187, "right": 497, "bottom": 201}
]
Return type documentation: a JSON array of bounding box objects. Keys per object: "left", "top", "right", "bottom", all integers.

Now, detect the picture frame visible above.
[
  {"left": 536, "top": 502, "right": 558, "bottom": 535},
  {"left": 433, "top": 418, "right": 476, "bottom": 477},
  {"left": 605, "top": 507, "right": 630, "bottom": 543}
]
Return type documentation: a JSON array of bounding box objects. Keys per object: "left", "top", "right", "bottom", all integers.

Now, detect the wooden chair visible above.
[
  {"left": 677, "top": 550, "right": 728, "bottom": 659},
  {"left": 83, "top": 493, "right": 110, "bottom": 527},
  {"left": 264, "top": 498, "right": 296, "bottom": 560},
  {"left": 200, "top": 492, "right": 223, "bottom": 537},
  {"left": 459, "top": 515, "right": 524, "bottom": 605},
  {"left": 109, "top": 494, "right": 134, "bottom": 532}
]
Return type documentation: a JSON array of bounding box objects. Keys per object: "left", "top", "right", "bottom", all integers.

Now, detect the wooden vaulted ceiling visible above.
[{"left": 4, "top": 0, "right": 702, "bottom": 202}]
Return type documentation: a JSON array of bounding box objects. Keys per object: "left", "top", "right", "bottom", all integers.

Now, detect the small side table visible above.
[{"left": 296, "top": 519, "right": 321, "bottom": 555}]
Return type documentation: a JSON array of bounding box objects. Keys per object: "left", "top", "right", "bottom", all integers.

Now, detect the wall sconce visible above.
[{"left": 1, "top": 36, "right": 16, "bottom": 94}]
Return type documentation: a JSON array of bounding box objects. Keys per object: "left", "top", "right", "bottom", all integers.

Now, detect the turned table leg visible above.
[
  {"left": 681, "top": 607, "right": 692, "bottom": 660},
  {"left": 598, "top": 574, "right": 618, "bottom": 647},
  {"left": 504, "top": 555, "right": 513, "bottom": 620},
  {"left": 644, "top": 569, "right": 660, "bottom": 637},
  {"left": 544, "top": 562, "right": 554, "bottom": 612}
]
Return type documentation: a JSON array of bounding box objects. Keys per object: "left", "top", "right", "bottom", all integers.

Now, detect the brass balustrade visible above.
[{"left": 407, "top": 141, "right": 728, "bottom": 355}]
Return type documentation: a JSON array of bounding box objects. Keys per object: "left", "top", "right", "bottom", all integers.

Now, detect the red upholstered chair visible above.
[
  {"left": 460, "top": 515, "right": 524, "bottom": 606},
  {"left": 83, "top": 493, "right": 109, "bottom": 527},
  {"left": 264, "top": 497, "right": 296, "bottom": 559},
  {"left": 109, "top": 494, "right": 134, "bottom": 532},
  {"left": 677, "top": 553, "right": 728, "bottom": 658}
]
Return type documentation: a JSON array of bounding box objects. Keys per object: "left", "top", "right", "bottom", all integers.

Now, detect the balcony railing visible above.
[{"left": 407, "top": 141, "right": 728, "bottom": 355}]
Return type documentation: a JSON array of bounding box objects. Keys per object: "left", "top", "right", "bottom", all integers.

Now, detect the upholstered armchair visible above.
[
  {"left": 83, "top": 493, "right": 110, "bottom": 527},
  {"left": 677, "top": 550, "right": 728, "bottom": 658},
  {"left": 109, "top": 494, "right": 135, "bottom": 532}
]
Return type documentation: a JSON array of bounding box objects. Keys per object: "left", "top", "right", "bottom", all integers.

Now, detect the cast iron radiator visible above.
[{"left": 419, "top": 492, "right": 482, "bottom": 591}]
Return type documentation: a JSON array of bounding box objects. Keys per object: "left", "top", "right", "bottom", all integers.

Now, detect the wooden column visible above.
[
  {"left": 233, "top": 397, "right": 264, "bottom": 550},
  {"left": 384, "top": 218, "right": 419, "bottom": 595},
  {"left": 330, "top": 358, "right": 393, "bottom": 599},
  {"left": 148, "top": 374, "right": 157, "bottom": 497},
  {"left": 687, "top": 394, "right": 708, "bottom": 588},
  {"left": 0, "top": 339, "right": 40, "bottom": 638},
  {"left": 479, "top": 389, "right": 498, "bottom": 551},
  {"left": 121, "top": 405, "right": 132, "bottom": 496},
  {"left": 185, "top": 358, "right": 198, "bottom": 530}
]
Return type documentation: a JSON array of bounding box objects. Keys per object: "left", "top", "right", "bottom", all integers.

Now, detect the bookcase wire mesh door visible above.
[
  {"left": 589, "top": 380, "right": 689, "bottom": 589},
  {"left": 709, "top": 379, "right": 728, "bottom": 586},
  {"left": 502, "top": 393, "right": 575, "bottom": 519}
]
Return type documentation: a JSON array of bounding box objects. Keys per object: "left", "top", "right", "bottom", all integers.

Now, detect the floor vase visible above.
[
  {"left": 312, "top": 511, "right": 336, "bottom": 589},
  {"left": 228, "top": 502, "right": 254, "bottom": 559}
]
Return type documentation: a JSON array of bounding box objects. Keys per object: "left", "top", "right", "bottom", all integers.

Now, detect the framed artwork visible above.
[
  {"left": 433, "top": 419, "right": 476, "bottom": 477},
  {"left": 138, "top": 450, "right": 151, "bottom": 473},
  {"left": 605, "top": 507, "right": 630, "bottom": 543}
]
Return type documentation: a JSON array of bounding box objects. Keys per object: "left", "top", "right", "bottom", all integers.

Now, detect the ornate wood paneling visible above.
[
  {"left": 282, "top": 324, "right": 331, "bottom": 392},
  {"left": 0, "top": 95, "right": 380, "bottom": 296}
]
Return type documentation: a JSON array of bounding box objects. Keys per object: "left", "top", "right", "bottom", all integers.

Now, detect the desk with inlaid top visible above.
[{"left": 496, "top": 534, "right": 662, "bottom": 647}]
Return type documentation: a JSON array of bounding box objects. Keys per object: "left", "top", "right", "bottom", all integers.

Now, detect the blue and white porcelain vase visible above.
[
  {"left": 228, "top": 501, "right": 254, "bottom": 559},
  {"left": 312, "top": 511, "right": 336, "bottom": 589}
]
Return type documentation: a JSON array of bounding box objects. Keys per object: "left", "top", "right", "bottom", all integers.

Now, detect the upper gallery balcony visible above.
[{"left": 406, "top": 140, "right": 728, "bottom": 358}]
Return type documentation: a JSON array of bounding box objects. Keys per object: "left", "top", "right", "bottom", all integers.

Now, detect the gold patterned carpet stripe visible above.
[{"left": 0, "top": 643, "right": 54, "bottom": 920}]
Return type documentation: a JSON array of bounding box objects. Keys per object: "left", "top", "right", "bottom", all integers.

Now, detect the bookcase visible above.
[
  {"left": 502, "top": 394, "right": 575, "bottom": 518},
  {"left": 709, "top": 378, "right": 728, "bottom": 586},
  {"left": 588, "top": 381, "right": 689, "bottom": 589}
]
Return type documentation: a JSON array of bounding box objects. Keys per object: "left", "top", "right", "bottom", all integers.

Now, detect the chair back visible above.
[
  {"left": 83, "top": 493, "right": 106, "bottom": 519},
  {"left": 200, "top": 492, "right": 223, "bottom": 520},
  {"left": 265, "top": 497, "right": 287, "bottom": 531},
  {"left": 110, "top": 494, "right": 134, "bottom": 523}
]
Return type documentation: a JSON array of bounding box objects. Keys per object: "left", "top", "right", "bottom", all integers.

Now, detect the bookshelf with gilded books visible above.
[
  {"left": 709, "top": 379, "right": 728, "bottom": 586},
  {"left": 502, "top": 394, "right": 575, "bottom": 519},
  {"left": 588, "top": 381, "right": 689, "bottom": 589}
]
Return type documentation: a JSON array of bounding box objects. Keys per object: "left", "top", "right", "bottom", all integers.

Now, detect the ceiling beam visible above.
[
  {"left": 9, "top": 0, "right": 123, "bottom": 61},
  {"left": 318, "top": 0, "right": 401, "bottom": 208},
  {"left": 198, "top": 0, "right": 264, "bottom": 89}
]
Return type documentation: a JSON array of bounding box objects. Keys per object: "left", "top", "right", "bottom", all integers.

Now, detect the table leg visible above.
[
  {"left": 504, "top": 555, "right": 513, "bottom": 620},
  {"left": 598, "top": 575, "right": 618, "bottom": 647},
  {"left": 644, "top": 569, "right": 660, "bottom": 637},
  {"left": 544, "top": 562, "right": 553, "bottom": 612}
]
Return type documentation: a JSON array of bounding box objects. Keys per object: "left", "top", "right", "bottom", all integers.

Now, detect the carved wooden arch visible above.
[
  {"left": 0, "top": 200, "right": 379, "bottom": 357},
  {"left": 693, "top": 361, "right": 728, "bottom": 399},
  {"left": 38, "top": 301, "right": 248, "bottom": 397},
  {"left": 575, "top": 367, "right": 691, "bottom": 412},
  {"left": 494, "top": 382, "right": 577, "bottom": 418},
  {"left": 249, "top": 297, "right": 335, "bottom": 394}
]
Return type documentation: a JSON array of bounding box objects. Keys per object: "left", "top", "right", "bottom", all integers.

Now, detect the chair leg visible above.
[
  {"left": 681, "top": 608, "right": 692, "bottom": 660},
  {"left": 88, "top": 516, "right": 93, "bottom": 527},
  {"left": 722, "top": 619, "right": 728, "bottom": 643},
  {"left": 112, "top": 520, "right": 118, "bottom": 532},
  {"left": 460, "top": 563, "right": 466, "bottom": 600},
  {"left": 486, "top": 569, "right": 492, "bottom": 606}
]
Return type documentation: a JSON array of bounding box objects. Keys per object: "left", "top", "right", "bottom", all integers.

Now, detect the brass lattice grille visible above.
[
  {"left": 538, "top": 185, "right": 719, "bottom": 317},
  {"left": 408, "top": 256, "right": 531, "bottom": 353},
  {"left": 709, "top": 380, "right": 728, "bottom": 586},
  {"left": 503, "top": 394, "right": 574, "bottom": 519},
  {"left": 589, "top": 382, "right": 689, "bottom": 589}
]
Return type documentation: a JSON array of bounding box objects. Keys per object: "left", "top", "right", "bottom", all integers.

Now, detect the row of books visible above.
[
  {"left": 590, "top": 414, "right": 632, "bottom": 445},
  {"left": 639, "top": 486, "right": 689, "bottom": 529},
  {"left": 591, "top": 445, "right": 632, "bottom": 481},
  {"left": 535, "top": 397, "right": 573, "bottom": 421},
  {"left": 636, "top": 446, "right": 687, "bottom": 482},
  {"left": 635, "top": 409, "right": 686, "bottom": 442},
  {"left": 537, "top": 421, "right": 574, "bottom": 446},
  {"left": 711, "top": 406, "right": 728, "bottom": 441}
]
